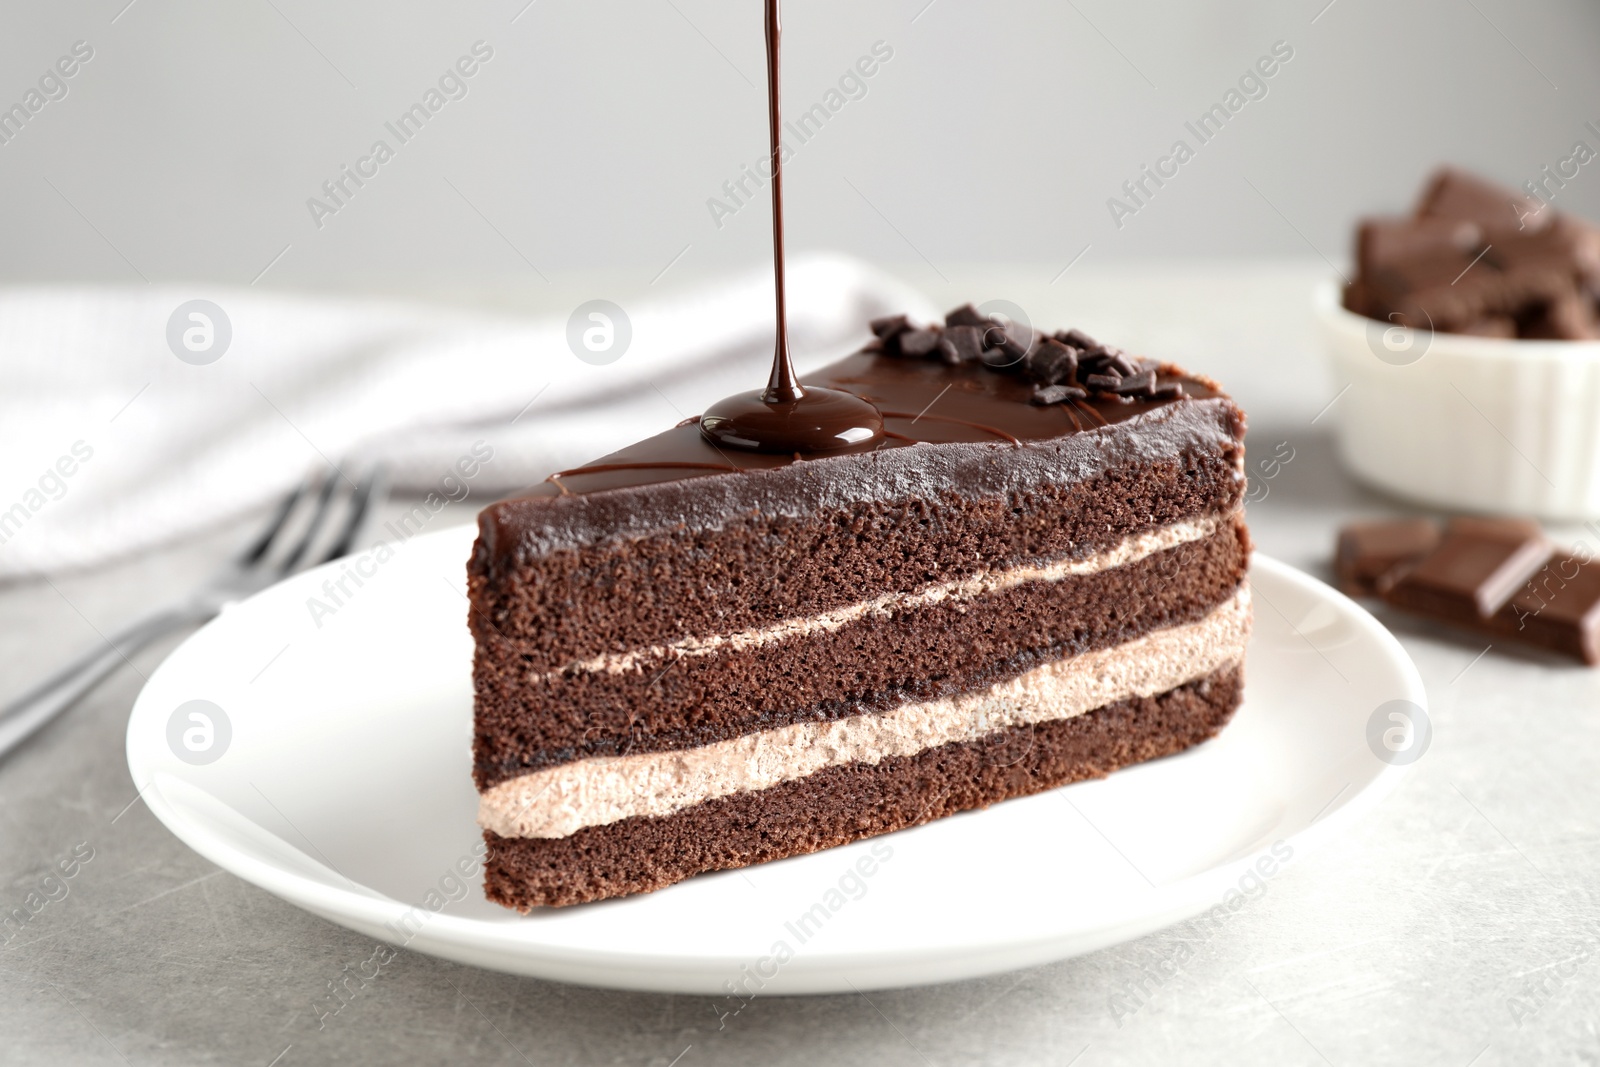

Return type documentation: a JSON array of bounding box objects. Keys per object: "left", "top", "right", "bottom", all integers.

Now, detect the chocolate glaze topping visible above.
[
  {"left": 699, "top": 0, "right": 886, "bottom": 454},
  {"left": 514, "top": 331, "right": 1221, "bottom": 515}
]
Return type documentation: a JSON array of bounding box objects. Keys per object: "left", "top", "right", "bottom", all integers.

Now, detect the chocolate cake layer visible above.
[
  {"left": 480, "top": 588, "right": 1249, "bottom": 839},
  {"left": 483, "top": 664, "right": 1244, "bottom": 909},
  {"left": 469, "top": 356, "right": 1245, "bottom": 666},
  {"left": 473, "top": 513, "right": 1249, "bottom": 788}
]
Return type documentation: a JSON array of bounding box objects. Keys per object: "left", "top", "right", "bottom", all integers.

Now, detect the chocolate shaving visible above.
[
  {"left": 1029, "top": 383, "right": 1088, "bottom": 406},
  {"left": 1110, "top": 370, "right": 1157, "bottom": 396},
  {"left": 1023, "top": 339, "right": 1079, "bottom": 385},
  {"left": 847, "top": 305, "right": 1190, "bottom": 409},
  {"left": 945, "top": 304, "right": 992, "bottom": 329},
  {"left": 945, "top": 325, "right": 986, "bottom": 363},
  {"left": 898, "top": 328, "right": 942, "bottom": 358},
  {"left": 870, "top": 314, "right": 910, "bottom": 339}
]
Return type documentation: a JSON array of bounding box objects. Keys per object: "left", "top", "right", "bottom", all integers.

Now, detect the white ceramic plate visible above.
[{"left": 127, "top": 524, "right": 1425, "bottom": 995}]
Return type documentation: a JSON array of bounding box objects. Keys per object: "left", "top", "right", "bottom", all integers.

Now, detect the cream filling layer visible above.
[
  {"left": 552, "top": 513, "right": 1232, "bottom": 680},
  {"left": 480, "top": 586, "right": 1251, "bottom": 840}
]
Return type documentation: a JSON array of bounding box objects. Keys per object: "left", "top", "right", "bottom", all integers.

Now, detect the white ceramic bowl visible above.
[{"left": 1317, "top": 281, "right": 1600, "bottom": 520}]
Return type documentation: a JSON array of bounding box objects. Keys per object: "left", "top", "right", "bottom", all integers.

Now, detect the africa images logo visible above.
[{"left": 166, "top": 300, "right": 232, "bottom": 365}]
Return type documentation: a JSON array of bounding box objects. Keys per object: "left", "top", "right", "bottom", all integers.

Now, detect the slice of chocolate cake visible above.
[{"left": 467, "top": 313, "right": 1252, "bottom": 909}]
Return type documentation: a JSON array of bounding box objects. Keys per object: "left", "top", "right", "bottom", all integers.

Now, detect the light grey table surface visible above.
[{"left": 3, "top": 264, "right": 1599, "bottom": 1066}]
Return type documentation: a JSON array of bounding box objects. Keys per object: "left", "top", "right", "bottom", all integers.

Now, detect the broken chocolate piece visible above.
[
  {"left": 1385, "top": 519, "right": 1552, "bottom": 618},
  {"left": 1110, "top": 370, "right": 1157, "bottom": 396},
  {"left": 1029, "top": 383, "right": 1087, "bottom": 406},
  {"left": 1358, "top": 216, "right": 1485, "bottom": 295},
  {"left": 846, "top": 314, "right": 1191, "bottom": 412},
  {"left": 1023, "top": 339, "right": 1078, "bottom": 386},
  {"left": 1456, "top": 317, "right": 1519, "bottom": 338},
  {"left": 1520, "top": 292, "right": 1600, "bottom": 340},
  {"left": 897, "top": 328, "right": 942, "bottom": 358},
  {"left": 870, "top": 314, "right": 910, "bottom": 339},
  {"left": 945, "top": 325, "right": 986, "bottom": 363},
  {"left": 944, "top": 304, "right": 993, "bottom": 329},
  {"left": 1345, "top": 167, "right": 1600, "bottom": 339},
  {"left": 1447, "top": 516, "right": 1544, "bottom": 543},
  {"left": 989, "top": 320, "right": 1033, "bottom": 362},
  {"left": 1417, "top": 167, "right": 1544, "bottom": 231},
  {"left": 1338, "top": 515, "right": 1600, "bottom": 665},
  {"left": 1060, "top": 328, "right": 1100, "bottom": 353},
  {"left": 1491, "top": 551, "right": 1600, "bottom": 665},
  {"left": 1336, "top": 518, "right": 1442, "bottom": 597}
]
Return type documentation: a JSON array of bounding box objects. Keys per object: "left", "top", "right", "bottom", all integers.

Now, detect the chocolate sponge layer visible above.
[
  {"left": 468, "top": 398, "right": 1245, "bottom": 670},
  {"left": 473, "top": 514, "right": 1249, "bottom": 789},
  {"left": 483, "top": 664, "right": 1243, "bottom": 910}
]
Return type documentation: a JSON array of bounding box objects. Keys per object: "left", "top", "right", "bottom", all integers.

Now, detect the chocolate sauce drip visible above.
[
  {"left": 699, "top": 0, "right": 884, "bottom": 454},
  {"left": 762, "top": 0, "right": 798, "bottom": 407}
]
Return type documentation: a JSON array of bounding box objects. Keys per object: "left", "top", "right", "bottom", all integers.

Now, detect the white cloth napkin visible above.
[{"left": 0, "top": 254, "right": 938, "bottom": 579}]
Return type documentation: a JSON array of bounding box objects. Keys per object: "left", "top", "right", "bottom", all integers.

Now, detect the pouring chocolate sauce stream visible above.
[{"left": 699, "top": 0, "right": 885, "bottom": 454}]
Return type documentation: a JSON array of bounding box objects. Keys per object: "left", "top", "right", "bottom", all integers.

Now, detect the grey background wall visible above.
[{"left": 1, "top": 0, "right": 1597, "bottom": 289}]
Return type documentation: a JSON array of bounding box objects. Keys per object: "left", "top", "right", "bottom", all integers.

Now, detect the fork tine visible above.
[
  {"left": 317, "top": 465, "right": 386, "bottom": 564},
  {"left": 274, "top": 469, "right": 342, "bottom": 575},
  {"left": 236, "top": 474, "right": 316, "bottom": 567}
]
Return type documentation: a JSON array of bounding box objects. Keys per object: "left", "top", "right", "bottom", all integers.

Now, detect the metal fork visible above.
[{"left": 0, "top": 466, "right": 385, "bottom": 760}]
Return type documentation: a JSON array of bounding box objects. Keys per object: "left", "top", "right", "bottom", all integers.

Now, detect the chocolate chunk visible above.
[
  {"left": 1357, "top": 216, "right": 1486, "bottom": 295},
  {"left": 1520, "top": 292, "right": 1600, "bottom": 340},
  {"left": 980, "top": 346, "right": 1024, "bottom": 370},
  {"left": 1448, "top": 516, "right": 1543, "bottom": 542},
  {"left": 944, "top": 325, "right": 987, "bottom": 363},
  {"left": 870, "top": 314, "right": 911, "bottom": 339},
  {"left": 1060, "top": 328, "right": 1100, "bottom": 353},
  {"left": 1492, "top": 552, "right": 1600, "bottom": 664},
  {"left": 1416, "top": 167, "right": 1544, "bottom": 231},
  {"left": 1348, "top": 168, "right": 1600, "bottom": 339},
  {"left": 1396, "top": 267, "right": 1575, "bottom": 333},
  {"left": 1336, "top": 518, "right": 1442, "bottom": 597},
  {"left": 858, "top": 306, "right": 1183, "bottom": 410},
  {"left": 1384, "top": 518, "right": 1552, "bottom": 618},
  {"left": 897, "top": 327, "right": 942, "bottom": 358},
  {"left": 1023, "top": 339, "right": 1078, "bottom": 385},
  {"left": 1110, "top": 370, "right": 1156, "bottom": 396},
  {"left": 1029, "top": 383, "right": 1087, "bottom": 406},
  {"left": 1106, "top": 352, "right": 1139, "bottom": 378},
  {"left": 1489, "top": 214, "right": 1600, "bottom": 289},
  {"left": 1456, "top": 317, "right": 1519, "bottom": 338},
  {"left": 944, "top": 304, "right": 993, "bottom": 329},
  {"left": 1079, "top": 348, "right": 1138, "bottom": 381},
  {"left": 1343, "top": 514, "right": 1600, "bottom": 665},
  {"left": 993, "top": 320, "right": 1034, "bottom": 361}
]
